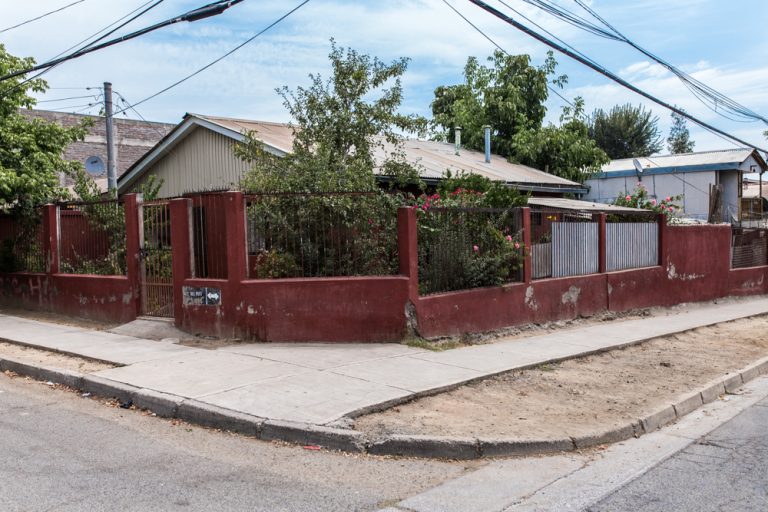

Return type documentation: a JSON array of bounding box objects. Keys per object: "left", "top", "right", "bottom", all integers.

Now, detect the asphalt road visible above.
[
  {"left": 589, "top": 396, "right": 768, "bottom": 512},
  {"left": 0, "top": 374, "right": 467, "bottom": 512}
]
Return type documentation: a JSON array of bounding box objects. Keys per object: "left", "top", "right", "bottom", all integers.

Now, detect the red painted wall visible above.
[
  {"left": 179, "top": 276, "right": 409, "bottom": 342},
  {"left": 0, "top": 272, "right": 137, "bottom": 324}
]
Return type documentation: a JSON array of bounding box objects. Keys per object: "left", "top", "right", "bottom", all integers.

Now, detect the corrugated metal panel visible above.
[
  {"left": 134, "top": 128, "right": 250, "bottom": 198},
  {"left": 606, "top": 223, "right": 659, "bottom": 272},
  {"left": 531, "top": 242, "right": 552, "bottom": 279},
  {"left": 551, "top": 223, "right": 599, "bottom": 277},
  {"left": 603, "top": 149, "right": 759, "bottom": 173}
]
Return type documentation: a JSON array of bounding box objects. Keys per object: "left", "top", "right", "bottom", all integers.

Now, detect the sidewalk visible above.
[{"left": 2, "top": 297, "right": 768, "bottom": 427}]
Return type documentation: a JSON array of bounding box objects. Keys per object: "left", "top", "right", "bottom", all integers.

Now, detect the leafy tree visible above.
[
  {"left": 0, "top": 44, "right": 91, "bottom": 213},
  {"left": 667, "top": 110, "right": 695, "bottom": 154},
  {"left": 237, "top": 40, "right": 426, "bottom": 192},
  {"left": 430, "top": 50, "right": 606, "bottom": 182},
  {"left": 589, "top": 103, "right": 662, "bottom": 159}
]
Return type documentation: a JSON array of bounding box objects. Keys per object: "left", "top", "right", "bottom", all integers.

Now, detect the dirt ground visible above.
[
  {"left": 355, "top": 315, "right": 768, "bottom": 440},
  {"left": 0, "top": 307, "right": 117, "bottom": 331},
  {"left": 0, "top": 341, "right": 114, "bottom": 374}
]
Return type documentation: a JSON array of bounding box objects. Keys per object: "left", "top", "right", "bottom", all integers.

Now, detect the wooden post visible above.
[
  {"left": 657, "top": 213, "right": 667, "bottom": 267},
  {"left": 397, "top": 207, "right": 419, "bottom": 302}
]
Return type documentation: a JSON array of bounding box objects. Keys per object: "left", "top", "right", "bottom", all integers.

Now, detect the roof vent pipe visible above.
[
  {"left": 483, "top": 125, "right": 491, "bottom": 163},
  {"left": 454, "top": 126, "right": 462, "bottom": 156}
]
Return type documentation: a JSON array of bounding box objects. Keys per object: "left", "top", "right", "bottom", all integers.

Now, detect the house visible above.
[
  {"left": 21, "top": 109, "right": 175, "bottom": 192},
  {"left": 583, "top": 149, "right": 768, "bottom": 222},
  {"left": 117, "top": 113, "right": 587, "bottom": 198}
]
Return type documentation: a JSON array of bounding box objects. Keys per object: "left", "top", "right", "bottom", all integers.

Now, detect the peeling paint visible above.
[
  {"left": 524, "top": 286, "right": 538, "bottom": 311},
  {"left": 122, "top": 292, "right": 132, "bottom": 305},
  {"left": 561, "top": 285, "right": 581, "bottom": 305},
  {"left": 666, "top": 263, "right": 704, "bottom": 281},
  {"left": 607, "top": 283, "right": 613, "bottom": 295},
  {"left": 247, "top": 305, "right": 256, "bottom": 315}
]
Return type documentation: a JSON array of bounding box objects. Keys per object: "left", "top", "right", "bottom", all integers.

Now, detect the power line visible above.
[
  {"left": 441, "top": 0, "right": 574, "bottom": 108},
  {"left": 114, "top": 0, "right": 310, "bottom": 115},
  {"left": 35, "top": 94, "right": 100, "bottom": 103},
  {"left": 466, "top": 0, "right": 768, "bottom": 153},
  {"left": 0, "top": 0, "right": 164, "bottom": 100},
  {"left": 0, "top": 0, "right": 87, "bottom": 34},
  {"left": 0, "top": 0, "right": 245, "bottom": 83}
]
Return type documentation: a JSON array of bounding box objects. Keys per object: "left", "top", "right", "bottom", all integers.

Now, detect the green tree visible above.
[
  {"left": 430, "top": 50, "right": 606, "bottom": 182},
  {"left": 237, "top": 40, "right": 426, "bottom": 192},
  {"left": 667, "top": 110, "right": 695, "bottom": 154},
  {"left": 0, "top": 44, "right": 91, "bottom": 213},
  {"left": 589, "top": 103, "right": 663, "bottom": 159}
]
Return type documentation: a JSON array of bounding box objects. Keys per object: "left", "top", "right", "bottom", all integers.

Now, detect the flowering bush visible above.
[{"left": 612, "top": 183, "right": 682, "bottom": 218}]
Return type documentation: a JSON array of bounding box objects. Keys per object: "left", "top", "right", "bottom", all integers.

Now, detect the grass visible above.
[{"left": 402, "top": 336, "right": 464, "bottom": 352}]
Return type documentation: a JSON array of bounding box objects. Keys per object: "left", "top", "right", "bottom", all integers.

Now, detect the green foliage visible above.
[
  {"left": 431, "top": 51, "right": 606, "bottom": 182},
  {"left": 612, "top": 182, "right": 682, "bottom": 218},
  {"left": 589, "top": 103, "right": 662, "bottom": 159},
  {"left": 667, "top": 110, "right": 695, "bottom": 154},
  {"left": 237, "top": 40, "right": 426, "bottom": 193},
  {"left": 435, "top": 171, "right": 528, "bottom": 208},
  {"left": 0, "top": 44, "right": 92, "bottom": 212},
  {"left": 134, "top": 174, "right": 164, "bottom": 201}
]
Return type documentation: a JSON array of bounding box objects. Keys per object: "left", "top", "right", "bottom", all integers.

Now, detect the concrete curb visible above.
[{"left": 3, "top": 353, "right": 768, "bottom": 459}]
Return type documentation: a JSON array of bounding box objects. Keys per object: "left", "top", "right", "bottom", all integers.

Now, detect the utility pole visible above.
[{"left": 104, "top": 82, "right": 117, "bottom": 194}]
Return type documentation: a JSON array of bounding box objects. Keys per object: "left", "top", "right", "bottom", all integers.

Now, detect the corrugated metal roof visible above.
[
  {"left": 195, "top": 114, "right": 582, "bottom": 189},
  {"left": 528, "top": 197, "right": 648, "bottom": 213},
  {"left": 602, "top": 149, "right": 766, "bottom": 173}
]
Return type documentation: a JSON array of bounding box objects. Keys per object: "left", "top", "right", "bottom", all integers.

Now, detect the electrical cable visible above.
[
  {"left": 0, "top": 0, "right": 244, "bottom": 83},
  {"left": 35, "top": 94, "right": 100, "bottom": 103},
  {"left": 0, "top": 0, "right": 87, "bottom": 34},
  {"left": 441, "top": 0, "right": 575, "bottom": 108},
  {"left": 466, "top": 0, "right": 768, "bottom": 153},
  {"left": 113, "top": 0, "right": 310, "bottom": 115}
]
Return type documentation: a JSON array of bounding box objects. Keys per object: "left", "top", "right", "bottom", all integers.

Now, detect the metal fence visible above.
[
  {"left": 731, "top": 228, "right": 768, "bottom": 269},
  {"left": 606, "top": 213, "right": 658, "bottom": 272},
  {"left": 418, "top": 207, "right": 523, "bottom": 295},
  {"left": 245, "top": 193, "right": 400, "bottom": 279},
  {"left": 191, "top": 193, "right": 229, "bottom": 279},
  {"left": 531, "top": 209, "right": 598, "bottom": 279},
  {"left": 0, "top": 209, "right": 45, "bottom": 273},
  {"left": 141, "top": 201, "right": 173, "bottom": 317},
  {"left": 59, "top": 200, "right": 127, "bottom": 275}
]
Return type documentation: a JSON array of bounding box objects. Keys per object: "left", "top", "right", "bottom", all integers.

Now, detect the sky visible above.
[{"left": 2, "top": 0, "right": 767, "bottom": 155}]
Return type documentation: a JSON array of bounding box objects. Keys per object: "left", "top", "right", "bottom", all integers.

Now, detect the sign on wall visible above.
[{"left": 182, "top": 286, "right": 222, "bottom": 306}]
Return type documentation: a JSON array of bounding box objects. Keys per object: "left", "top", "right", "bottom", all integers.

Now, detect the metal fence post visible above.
[
  {"left": 123, "top": 193, "right": 142, "bottom": 317},
  {"left": 43, "top": 204, "right": 60, "bottom": 275},
  {"left": 598, "top": 213, "right": 607, "bottom": 273},
  {"left": 657, "top": 213, "right": 667, "bottom": 267},
  {"left": 522, "top": 207, "right": 532, "bottom": 284},
  {"left": 397, "top": 207, "right": 419, "bottom": 302}
]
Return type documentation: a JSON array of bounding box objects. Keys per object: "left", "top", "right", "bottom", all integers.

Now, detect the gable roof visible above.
[
  {"left": 597, "top": 148, "right": 767, "bottom": 179},
  {"left": 118, "top": 113, "right": 586, "bottom": 194}
]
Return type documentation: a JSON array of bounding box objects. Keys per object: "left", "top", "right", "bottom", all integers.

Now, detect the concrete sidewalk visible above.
[{"left": 2, "top": 297, "right": 768, "bottom": 426}]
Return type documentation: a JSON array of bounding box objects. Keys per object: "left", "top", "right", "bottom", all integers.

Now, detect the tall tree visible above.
[
  {"left": 430, "top": 50, "right": 607, "bottom": 182},
  {"left": 0, "top": 44, "right": 90, "bottom": 212},
  {"left": 237, "top": 40, "right": 426, "bottom": 192},
  {"left": 588, "top": 103, "right": 662, "bottom": 159},
  {"left": 667, "top": 109, "right": 695, "bottom": 154}
]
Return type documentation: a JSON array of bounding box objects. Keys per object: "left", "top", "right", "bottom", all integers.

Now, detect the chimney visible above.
[
  {"left": 454, "top": 126, "right": 462, "bottom": 156},
  {"left": 483, "top": 125, "right": 491, "bottom": 163}
]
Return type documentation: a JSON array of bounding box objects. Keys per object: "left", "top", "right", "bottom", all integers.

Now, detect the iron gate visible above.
[{"left": 140, "top": 201, "right": 173, "bottom": 317}]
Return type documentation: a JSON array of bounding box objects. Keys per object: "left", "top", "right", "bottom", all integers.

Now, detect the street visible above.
[
  {"left": 0, "top": 375, "right": 466, "bottom": 512},
  {"left": 589, "top": 396, "right": 768, "bottom": 511}
]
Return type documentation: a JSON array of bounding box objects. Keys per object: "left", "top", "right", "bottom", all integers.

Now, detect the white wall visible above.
[{"left": 584, "top": 171, "right": 718, "bottom": 220}]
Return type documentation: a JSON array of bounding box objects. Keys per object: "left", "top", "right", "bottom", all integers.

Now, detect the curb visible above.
[{"left": 2, "top": 353, "right": 768, "bottom": 460}]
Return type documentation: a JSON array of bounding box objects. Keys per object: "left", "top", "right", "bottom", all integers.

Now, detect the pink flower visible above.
[
  {"left": 651, "top": 199, "right": 657, "bottom": 206},
  {"left": 505, "top": 235, "right": 513, "bottom": 242},
  {"left": 514, "top": 242, "right": 520, "bottom": 249},
  {"left": 473, "top": 245, "right": 479, "bottom": 253},
  {"left": 668, "top": 206, "right": 674, "bottom": 212},
  {"left": 665, "top": 196, "right": 671, "bottom": 202},
  {"left": 625, "top": 195, "right": 631, "bottom": 201}
]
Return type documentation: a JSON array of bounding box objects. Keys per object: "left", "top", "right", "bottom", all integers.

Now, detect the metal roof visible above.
[
  {"left": 528, "top": 197, "right": 648, "bottom": 213},
  {"left": 195, "top": 114, "right": 584, "bottom": 190},
  {"left": 601, "top": 148, "right": 767, "bottom": 175}
]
